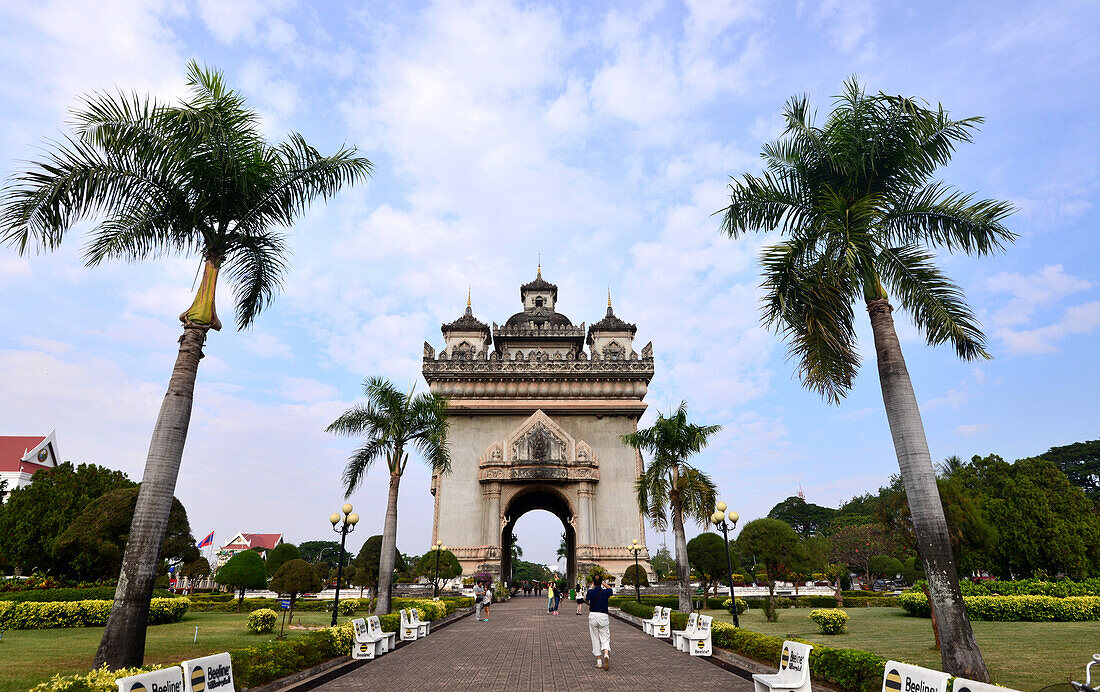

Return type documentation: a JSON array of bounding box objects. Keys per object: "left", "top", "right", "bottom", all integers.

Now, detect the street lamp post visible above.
[
  {"left": 710, "top": 501, "right": 740, "bottom": 627},
  {"left": 429, "top": 540, "right": 447, "bottom": 599},
  {"left": 329, "top": 503, "right": 359, "bottom": 627},
  {"left": 627, "top": 539, "right": 643, "bottom": 603}
]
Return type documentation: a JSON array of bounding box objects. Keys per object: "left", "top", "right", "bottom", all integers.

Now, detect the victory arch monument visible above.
[{"left": 421, "top": 270, "right": 655, "bottom": 585}]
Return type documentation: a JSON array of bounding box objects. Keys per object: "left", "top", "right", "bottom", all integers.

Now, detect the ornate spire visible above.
[
  {"left": 537, "top": 254, "right": 542, "bottom": 279},
  {"left": 467, "top": 286, "right": 472, "bottom": 311},
  {"left": 608, "top": 286, "right": 612, "bottom": 308}
]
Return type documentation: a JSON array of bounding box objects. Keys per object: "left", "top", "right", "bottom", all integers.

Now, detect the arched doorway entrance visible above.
[{"left": 500, "top": 486, "right": 576, "bottom": 588}]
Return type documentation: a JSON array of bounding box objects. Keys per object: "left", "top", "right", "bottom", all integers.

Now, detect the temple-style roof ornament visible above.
[
  {"left": 587, "top": 298, "right": 637, "bottom": 339},
  {"left": 520, "top": 267, "right": 558, "bottom": 301},
  {"left": 442, "top": 301, "right": 490, "bottom": 334}
]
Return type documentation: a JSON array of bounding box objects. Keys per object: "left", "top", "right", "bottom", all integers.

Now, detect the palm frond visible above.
[
  {"left": 222, "top": 230, "right": 289, "bottom": 329},
  {"left": 880, "top": 182, "right": 1016, "bottom": 255},
  {"left": 676, "top": 466, "right": 718, "bottom": 526},
  {"left": 342, "top": 438, "right": 389, "bottom": 497},
  {"left": 875, "top": 244, "right": 990, "bottom": 360}
]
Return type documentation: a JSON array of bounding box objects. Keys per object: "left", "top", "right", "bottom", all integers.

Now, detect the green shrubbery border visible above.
[
  {"left": 188, "top": 595, "right": 474, "bottom": 615},
  {"left": 897, "top": 592, "right": 1100, "bottom": 621},
  {"left": 614, "top": 600, "right": 886, "bottom": 692},
  {"left": 0, "top": 587, "right": 180, "bottom": 603},
  {"left": 0, "top": 598, "right": 189, "bottom": 630}
]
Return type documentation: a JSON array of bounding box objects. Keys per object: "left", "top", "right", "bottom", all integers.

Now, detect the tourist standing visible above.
[
  {"left": 585, "top": 574, "right": 613, "bottom": 671},
  {"left": 474, "top": 580, "right": 486, "bottom": 622},
  {"left": 482, "top": 581, "right": 492, "bottom": 622},
  {"left": 575, "top": 582, "right": 584, "bottom": 615},
  {"left": 547, "top": 582, "right": 557, "bottom": 615}
]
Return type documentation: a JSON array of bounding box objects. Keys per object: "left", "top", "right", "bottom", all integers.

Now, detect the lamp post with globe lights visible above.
[
  {"left": 627, "top": 539, "right": 644, "bottom": 603},
  {"left": 710, "top": 501, "right": 740, "bottom": 627},
  {"left": 329, "top": 503, "right": 359, "bottom": 626},
  {"left": 429, "top": 540, "right": 447, "bottom": 599}
]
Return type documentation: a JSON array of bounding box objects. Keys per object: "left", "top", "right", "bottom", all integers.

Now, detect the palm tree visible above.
[
  {"left": 937, "top": 454, "right": 966, "bottom": 478},
  {"left": 326, "top": 377, "right": 450, "bottom": 616},
  {"left": 0, "top": 62, "right": 370, "bottom": 669},
  {"left": 720, "top": 78, "right": 1013, "bottom": 681},
  {"left": 621, "top": 402, "right": 719, "bottom": 613}
]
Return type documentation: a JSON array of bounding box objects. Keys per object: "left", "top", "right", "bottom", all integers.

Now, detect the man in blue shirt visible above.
[{"left": 585, "top": 574, "right": 613, "bottom": 670}]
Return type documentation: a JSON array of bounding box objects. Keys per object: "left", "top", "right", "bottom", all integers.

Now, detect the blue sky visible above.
[{"left": 1, "top": 0, "right": 1097, "bottom": 569}]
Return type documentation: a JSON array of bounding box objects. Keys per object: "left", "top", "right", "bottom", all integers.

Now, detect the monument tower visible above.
[{"left": 421, "top": 269, "right": 655, "bottom": 585}]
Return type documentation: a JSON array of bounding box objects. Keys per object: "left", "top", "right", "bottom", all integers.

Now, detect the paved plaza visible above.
[{"left": 320, "top": 595, "right": 752, "bottom": 691}]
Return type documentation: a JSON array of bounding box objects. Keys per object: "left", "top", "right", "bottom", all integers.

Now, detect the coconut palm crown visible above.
[
  {"left": 0, "top": 61, "right": 371, "bottom": 670},
  {"left": 326, "top": 377, "right": 450, "bottom": 616},
  {"left": 720, "top": 77, "right": 1014, "bottom": 681},
  {"left": 622, "top": 401, "right": 718, "bottom": 613}
]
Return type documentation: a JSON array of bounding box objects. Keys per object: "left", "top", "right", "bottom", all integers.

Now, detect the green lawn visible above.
[
  {"left": 704, "top": 607, "right": 1098, "bottom": 690},
  {"left": 0, "top": 610, "right": 352, "bottom": 692}
]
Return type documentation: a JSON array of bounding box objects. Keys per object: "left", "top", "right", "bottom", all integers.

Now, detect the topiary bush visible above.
[
  {"left": 247, "top": 608, "right": 278, "bottom": 633},
  {"left": 722, "top": 597, "right": 748, "bottom": 615},
  {"left": 809, "top": 608, "right": 849, "bottom": 634}
]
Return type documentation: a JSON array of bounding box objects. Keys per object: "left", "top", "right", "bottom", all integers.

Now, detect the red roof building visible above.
[
  {"left": 217, "top": 532, "right": 285, "bottom": 565},
  {"left": 0, "top": 431, "right": 59, "bottom": 502}
]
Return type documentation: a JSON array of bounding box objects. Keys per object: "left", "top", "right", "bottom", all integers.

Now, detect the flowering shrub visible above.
[
  {"left": 248, "top": 608, "right": 278, "bottom": 633},
  {"left": 898, "top": 592, "right": 1100, "bottom": 621},
  {"left": 722, "top": 597, "right": 749, "bottom": 615},
  {"left": 27, "top": 665, "right": 159, "bottom": 692},
  {"left": 809, "top": 608, "right": 850, "bottom": 634},
  {"left": 0, "top": 597, "right": 188, "bottom": 629}
]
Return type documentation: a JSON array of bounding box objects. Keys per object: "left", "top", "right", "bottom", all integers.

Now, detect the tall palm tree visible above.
[
  {"left": 622, "top": 402, "right": 719, "bottom": 613},
  {"left": 0, "top": 62, "right": 370, "bottom": 669},
  {"left": 326, "top": 377, "right": 450, "bottom": 616},
  {"left": 720, "top": 78, "right": 1013, "bottom": 681}
]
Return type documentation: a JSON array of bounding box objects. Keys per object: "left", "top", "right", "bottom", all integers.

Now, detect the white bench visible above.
[
  {"left": 643, "top": 606, "right": 671, "bottom": 638},
  {"left": 753, "top": 641, "right": 812, "bottom": 692},
  {"left": 351, "top": 618, "right": 387, "bottom": 660},
  {"left": 368, "top": 615, "right": 397, "bottom": 653},
  {"left": 881, "top": 661, "right": 950, "bottom": 692},
  {"left": 116, "top": 666, "right": 184, "bottom": 692},
  {"left": 182, "top": 653, "right": 235, "bottom": 692},
  {"left": 672, "top": 612, "right": 698, "bottom": 652},
  {"left": 952, "top": 678, "right": 1022, "bottom": 692},
  {"left": 399, "top": 608, "right": 430, "bottom": 640},
  {"left": 682, "top": 614, "right": 713, "bottom": 656}
]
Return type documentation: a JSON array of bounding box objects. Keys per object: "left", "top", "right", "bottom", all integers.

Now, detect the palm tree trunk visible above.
[
  {"left": 670, "top": 489, "right": 692, "bottom": 613},
  {"left": 375, "top": 470, "right": 402, "bottom": 616},
  {"left": 867, "top": 299, "right": 989, "bottom": 681},
  {"left": 94, "top": 325, "right": 207, "bottom": 669}
]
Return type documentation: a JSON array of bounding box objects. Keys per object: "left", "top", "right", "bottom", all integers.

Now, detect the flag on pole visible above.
[{"left": 197, "top": 531, "right": 214, "bottom": 549}]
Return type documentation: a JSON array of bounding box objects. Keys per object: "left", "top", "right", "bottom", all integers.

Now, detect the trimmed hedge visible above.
[
  {"left": 0, "top": 597, "right": 189, "bottom": 629},
  {"left": 188, "top": 595, "right": 474, "bottom": 616},
  {"left": 959, "top": 578, "right": 1100, "bottom": 598},
  {"left": 0, "top": 587, "right": 179, "bottom": 603},
  {"left": 608, "top": 594, "right": 727, "bottom": 610},
  {"left": 898, "top": 592, "right": 1100, "bottom": 621},
  {"left": 28, "top": 665, "right": 159, "bottom": 692},
  {"left": 614, "top": 600, "right": 886, "bottom": 692},
  {"left": 744, "top": 596, "right": 898, "bottom": 609}
]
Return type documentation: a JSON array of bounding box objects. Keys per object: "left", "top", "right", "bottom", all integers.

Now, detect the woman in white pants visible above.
[{"left": 585, "top": 574, "right": 613, "bottom": 670}]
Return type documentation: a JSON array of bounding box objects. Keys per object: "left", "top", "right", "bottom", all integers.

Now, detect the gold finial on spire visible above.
[
  {"left": 467, "top": 286, "right": 471, "bottom": 308},
  {"left": 537, "top": 254, "right": 542, "bottom": 278},
  {"left": 608, "top": 286, "right": 612, "bottom": 308}
]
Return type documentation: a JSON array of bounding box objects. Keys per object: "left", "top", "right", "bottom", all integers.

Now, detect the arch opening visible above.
[{"left": 501, "top": 487, "right": 576, "bottom": 588}]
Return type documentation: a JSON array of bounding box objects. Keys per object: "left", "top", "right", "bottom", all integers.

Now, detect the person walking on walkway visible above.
[
  {"left": 474, "top": 580, "right": 486, "bottom": 622},
  {"left": 547, "top": 582, "right": 557, "bottom": 615},
  {"left": 586, "top": 574, "right": 613, "bottom": 671},
  {"left": 575, "top": 582, "right": 584, "bottom": 615}
]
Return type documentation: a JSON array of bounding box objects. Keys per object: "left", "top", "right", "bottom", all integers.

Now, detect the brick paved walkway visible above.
[{"left": 321, "top": 594, "right": 752, "bottom": 691}]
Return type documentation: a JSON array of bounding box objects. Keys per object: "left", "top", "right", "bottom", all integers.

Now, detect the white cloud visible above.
[
  {"left": 956, "top": 423, "right": 992, "bottom": 437},
  {"left": 984, "top": 265, "right": 1100, "bottom": 354}
]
